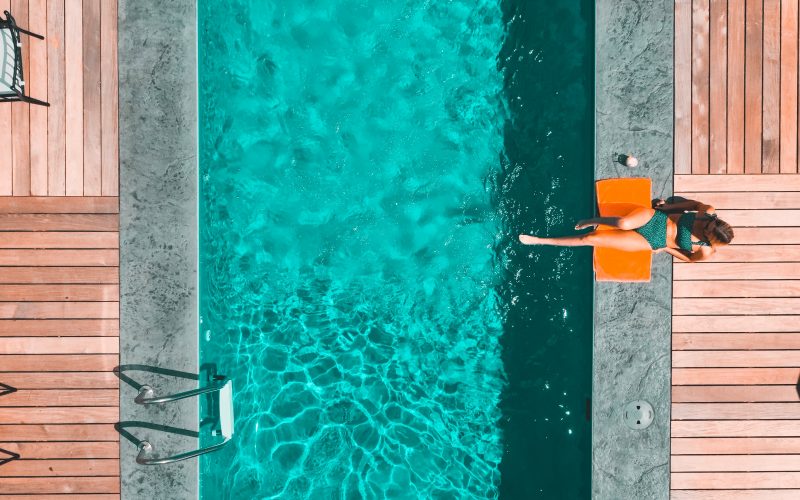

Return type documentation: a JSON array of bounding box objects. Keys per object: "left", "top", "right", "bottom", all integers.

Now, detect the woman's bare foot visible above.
[
  {"left": 519, "top": 234, "right": 542, "bottom": 245},
  {"left": 574, "top": 220, "right": 597, "bottom": 230}
]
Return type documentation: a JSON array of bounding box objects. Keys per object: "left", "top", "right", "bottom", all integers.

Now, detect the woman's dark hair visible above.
[{"left": 704, "top": 217, "right": 734, "bottom": 244}]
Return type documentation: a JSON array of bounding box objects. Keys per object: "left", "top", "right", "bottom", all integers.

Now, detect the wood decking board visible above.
[
  {"left": 11, "top": 0, "right": 30, "bottom": 196},
  {"left": 727, "top": 0, "right": 746, "bottom": 174},
  {"left": 673, "top": 368, "right": 800, "bottom": 385},
  {"left": 692, "top": 0, "right": 711, "bottom": 174},
  {"left": 674, "top": 333, "right": 800, "bottom": 349},
  {"left": 671, "top": 491, "right": 800, "bottom": 500},
  {"left": 0, "top": 2, "right": 119, "bottom": 494},
  {"left": 0, "top": 459, "right": 119, "bottom": 476},
  {"left": 0, "top": 319, "right": 119, "bottom": 336},
  {"left": 0, "top": 0, "right": 118, "bottom": 196},
  {"left": 672, "top": 9, "right": 800, "bottom": 487},
  {"left": 675, "top": 0, "right": 693, "bottom": 174},
  {"left": 673, "top": 420, "right": 800, "bottom": 437}
]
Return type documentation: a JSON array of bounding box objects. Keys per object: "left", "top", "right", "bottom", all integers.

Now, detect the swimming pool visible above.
[{"left": 198, "top": 0, "right": 593, "bottom": 497}]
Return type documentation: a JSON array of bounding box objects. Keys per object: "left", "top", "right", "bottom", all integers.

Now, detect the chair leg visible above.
[
  {"left": 16, "top": 27, "right": 44, "bottom": 40},
  {"left": 20, "top": 95, "right": 49, "bottom": 107}
]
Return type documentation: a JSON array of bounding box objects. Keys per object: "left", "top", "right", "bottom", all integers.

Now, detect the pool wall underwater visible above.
[{"left": 198, "top": 0, "right": 593, "bottom": 499}]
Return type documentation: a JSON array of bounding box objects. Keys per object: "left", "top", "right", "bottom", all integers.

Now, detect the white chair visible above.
[{"left": 0, "top": 10, "right": 48, "bottom": 106}]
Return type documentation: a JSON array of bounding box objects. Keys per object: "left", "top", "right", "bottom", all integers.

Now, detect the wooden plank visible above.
[
  {"left": 0, "top": 267, "right": 118, "bottom": 284},
  {"left": 705, "top": 208, "right": 800, "bottom": 226},
  {"left": 0, "top": 196, "right": 119, "bottom": 213},
  {"left": 674, "top": 298, "right": 800, "bottom": 315},
  {"left": 673, "top": 454, "right": 800, "bottom": 473},
  {"left": 47, "top": 0, "right": 66, "bottom": 195},
  {"left": 674, "top": 333, "right": 800, "bottom": 350},
  {"left": 674, "top": 350, "right": 800, "bottom": 367},
  {"left": 0, "top": 408, "right": 118, "bottom": 424},
  {"left": 671, "top": 436, "right": 800, "bottom": 455},
  {"left": 0, "top": 302, "right": 119, "bottom": 319},
  {"left": 672, "top": 385, "right": 799, "bottom": 402},
  {"left": 674, "top": 263, "right": 800, "bottom": 280},
  {"left": 673, "top": 315, "right": 800, "bottom": 332},
  {"left": 0, "top": 214, "right": 119, "bottom": 231},
  {"left": 727, "top": 0, "right": 746, "bottom": 173},
  {"left": 673, "top": 471, "right": 800, "bottom": 490},
  {"left": 0, "top": 232, "right": 119, "bottom": 249},
  {"left": 0, "top": 459, "right": 119, "bottom": 476},
  {"left": 0, "top": 337, "right": 119, "bottom": 354},
  {"left": 100, "top": 0, "right": 118, "bottom": 196},
  {"left": 673, "top": 280, "right": 800, "bottom": 297},
  {"left": 0, "top": 284, "right": 119, "bottom": 301},
  {"left": 673, "top": 368, "right": 800, "bottom": 385},
  {"left": 0, "top": 371, "right": 119, "bottom": 389},
  {"left": 745, "top": 0, "right": 763, "bottom": 173},
  {"left": 675, "top": 0, "right": 693, "bottom": 174},
  {"left": 671, "top": 491, "right": 800, "bottom": 500},
  {"left": 781, "top": 0, "right": 799, "bottom": 173},
  {"left": 0, "top": 389, "right": 117, "bottom": 407},
  {"left": 10, "top": 0, "right": 30, "bottom": 196},
  {"left": 709, "top": 0, "right": 727, "bottom": 173},
  {"left": 692, "top": 0, "right": 711, "bottom": 174},
  {"left": 0, "top": 354, "right": 118, "bottom": 372},
  {"left": 0, "top": 389, "right": 118, "bottom": 407},
  {"left": 673, "top": 403, "right": 800, "bottom": 420},
  {"left": 675, "top": 174, "right": 800, "bottom": 191},
  {"left": 0, "top": 319, "right": 119, "bottom": 336},
  {"left": 673, "top": 420, "right": 800, "bottom": 440},
  {"left": 29, "top": 0, "right": 48, "bottom": 195},
  {"left": 0, "top": 0, "right": 11, "bottom": 195},
  {"left": 693, "top": 244, "right": 800, "bottom": 262},
  {"left": 0, "top": 425, "right": 117, "bottom": 442},
  {"left": 65, "top": 0, "right": 83, "bottom": 195},
  {"left": 0, "top": 477, "right": 119, "bottom": 494},
  {"left": 676, "top": 191, "right": 800, "bottom": 209},
  {"left": 0, "top": 249, "right": 118, "bottom": 266},
  {"left": 730, "top": 227, "right": 800, "bottom": 244},
  {"left": 0, "top": 496, "right": 119, "bottom": 500},
  {"left": 82, "top": 0, "right": 101, "bottom": 195},
  {"left": 673, "top": 436, "right": 800, "bottom": 453},
  {"left": 673, "top": 420, "right": 800, "bottom": 438},
  {"left": 762, "top": 0, "right": 781, "bottom": 172}
]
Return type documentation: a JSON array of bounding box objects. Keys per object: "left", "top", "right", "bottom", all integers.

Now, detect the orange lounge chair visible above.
[{"left": 593, "top": 178, "right": 652, "bottom": 282}]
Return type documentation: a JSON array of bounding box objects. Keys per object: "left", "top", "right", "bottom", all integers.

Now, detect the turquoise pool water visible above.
[{"left": 199, "top": 0, "right": 593, "bottom": 498}]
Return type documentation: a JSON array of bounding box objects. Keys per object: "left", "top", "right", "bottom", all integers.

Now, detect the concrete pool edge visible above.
[
  {"left": 118, "top": 1, "right": 199, "bottom": 498},
  {"left": 592, "top": 0, "right": 673, "bottom": 498}
]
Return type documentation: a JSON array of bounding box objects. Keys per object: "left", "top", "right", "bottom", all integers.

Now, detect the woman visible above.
[{"left": 518, "top": 197, "right": 734, "bottom": 262}]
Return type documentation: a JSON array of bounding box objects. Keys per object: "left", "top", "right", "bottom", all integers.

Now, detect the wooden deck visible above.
[
  {"left": 0, "top": 0, "right": 120, "bottom": 497},
  {"left": 672, "top": 0, "right": 800, "bottom": 497}
]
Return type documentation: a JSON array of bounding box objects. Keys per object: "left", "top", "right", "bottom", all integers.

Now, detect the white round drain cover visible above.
[{"left": 623, "top": 400, "right": 654, "bottom": 430}]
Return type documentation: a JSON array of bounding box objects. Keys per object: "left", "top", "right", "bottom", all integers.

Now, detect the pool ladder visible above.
[{"left": 115, "top": 366, "right": 234, "bottom": 465}]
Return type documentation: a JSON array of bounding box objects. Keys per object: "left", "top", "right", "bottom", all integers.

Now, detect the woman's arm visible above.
[
  {"left": 654, "top": 198, "right": 714, "bottom": 213},
  {"left": 660, "top": 247, "right": 691, "bottom": 262},
  {"left": 661, "top": 246, "right": 714, "bottom": 262},
  {"left": 688, "top": 246, "right": 714, "bottom": 262}
]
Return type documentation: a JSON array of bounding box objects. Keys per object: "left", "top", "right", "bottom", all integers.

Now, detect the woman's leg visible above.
[
  {"left": 519, "top": 229, "right": 652, "bottom": 252},
  {"left": 575, "top": 207, "right": 656, "bottom": 230}
]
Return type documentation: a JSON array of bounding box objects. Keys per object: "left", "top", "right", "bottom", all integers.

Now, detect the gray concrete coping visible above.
[
  {"left": 118, "top": 0, "right": 198, "bottom": 498},
  {"left": 593, "top": 0, "right": 673, "bottom": 498}
]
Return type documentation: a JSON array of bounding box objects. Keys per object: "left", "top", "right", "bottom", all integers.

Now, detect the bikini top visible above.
[{"left": 677, "top": 212, "right": 712, "bottom": 252}]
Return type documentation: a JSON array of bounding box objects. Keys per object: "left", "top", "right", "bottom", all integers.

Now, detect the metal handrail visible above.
[
  {"left": 136, "top": 436, "right": 231, "bottom": 465},
  {"left": 134, "top": 380, "right": 227, "bottom": 405},
  {"left": 115, "top": 366, "right": 234, "bottom": 466}
]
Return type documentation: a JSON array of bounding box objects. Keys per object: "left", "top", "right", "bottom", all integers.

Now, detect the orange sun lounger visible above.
[{"left": 593, "top": 178, "right": 652, "bottom": 282}]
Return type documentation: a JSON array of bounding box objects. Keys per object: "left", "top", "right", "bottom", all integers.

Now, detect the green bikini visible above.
[{"left": 634, "top": 211, "right": 711, "bottom": 251}]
